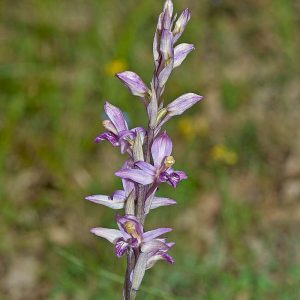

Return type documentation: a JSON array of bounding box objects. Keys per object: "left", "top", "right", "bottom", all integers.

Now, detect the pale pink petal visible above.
[{"left": 90, "top": 228, "right": 122, "bottom": 243}]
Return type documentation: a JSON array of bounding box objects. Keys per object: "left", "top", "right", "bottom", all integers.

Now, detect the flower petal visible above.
[
  {"left": 162, "top": 0, "right": 173, "bottom": 30},
  {"left": 131, "top": 253, "right": 148, "bottom": 292},
  {"left": 119, "top": 139, "right": 131, "bottom": 154},
  {"left": 173, "top": 8, "right": 191, "bottom": 43},
  {"left": 94, "top": 132, "right": 119, "bottom": 146},
  {"left": 117, "top": 214, "right": 143, "bottom": 239},
  {"left": 144, "top": 188, "right": 158, "bottom": 215},
  {"left": 104, "top": 101, "right": 128, "bottom": 132},
  {"left": 142, "top": 228, "right": 172, "bottom": 243},
  {"left": 102, "top": 120, "right": 118, "bottom": 135},
  {"left": 134, "top": 161, "right": 156, "bottom": 176},
  {"left": 90, "top": 228, "right": 122, "bottom": 243},
  {"left": 167, "top": 93, "right": 203, "bottom": 117},
  {"left": 151, "top": 131, "right": 173, "bottom": 167},
  {"left": 168, "top": 172, "right": 181, "bottom": 187},
  {"left": 158, "top": 30, "right": 174, "bottom": 88},
  {"left": 150, "top": 197, "right": 176, "bottom": 210},
  {"left": 111, "top": 190, "right": 126, "bottom": 200},
  {"left": 85, "top": 194, "right": 125, "bottom": 209},
  {"left": 173, "top": 43, "right": 195, "bottom": 68},
  {"left": 165, "top": 170, "right": 187, "bottom": 188},
  {"left": 147, "top": 89, "right": 158, "bottom": 128},
  {"left": 166, "top": 242, "right": 176, "bottom": 248},
  {"left": 116, "top": 71, "right": 149, "bottom": 97},
  {"left": 115, "top": 238, "right": 129, "bottom": 257},
  {"left": 141, "top": 239, "right": 169, "bottom": 253},
  {"left": 160, "top": 29, "right": 173, "bottom": 62},
  {"left": 153, "top": 13, "right": 164, "bottom": 67},
  {"left": 122, "top": 180, "right": 134, "bottom": 198},
  {"left": 173, "top": 170, "right": 188, "bottom": 180},
  {"left": 115, "top": 168, "right": 154, "bottom": 185},
  {"left": 146, "top": 253, "right": 175, "bottom": 269}
]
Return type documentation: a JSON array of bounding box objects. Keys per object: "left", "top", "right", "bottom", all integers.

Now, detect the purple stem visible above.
[
  {"left": 123, "top": 100, "right": 157, "bottom": 300},
  {"left": 124, "top": 9, "right": 165, "bottom": 296}
]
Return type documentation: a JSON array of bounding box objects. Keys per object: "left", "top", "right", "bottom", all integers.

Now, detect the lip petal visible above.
[
  {"left": 115, "top": 238, "right": 129, "bottom": 257},
  {"left": 94, "top": 132, "right": 120, "bottom": 146}
]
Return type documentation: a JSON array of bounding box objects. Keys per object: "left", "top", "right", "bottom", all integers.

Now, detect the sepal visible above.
[{"left": 116, "top": 71, "right": 149, "bottom": 97}]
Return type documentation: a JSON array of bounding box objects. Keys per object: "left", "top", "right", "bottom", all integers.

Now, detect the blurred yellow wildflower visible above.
[
  {"left": 211, "top": 144, "right": 238, "bottom": 165},
  {"left": 105, "top": 59, "right": 128, "bottom": 76},
  {"left": 178, "top": 116, "right": 209, "bottom": 140},
  {"left": 178, "top": 117, "right": 196, "bottom": 140},
  {"left": 194, "top": 117, "right": 209, "bottom": 137}
]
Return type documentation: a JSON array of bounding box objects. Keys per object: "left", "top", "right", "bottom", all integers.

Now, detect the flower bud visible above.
[
  {"left": 162, "top": 0, "right": 173, "bottom": 30},
  {"left": 116, "top": 71, "right": 150, "bottom": 97},
  {"left": 167, "top": 93, "right": 203, "bottom": 117},
  {"left": 174, "top": 43, "right": 195, "bottom": 68},
  {"left": 160, "top": 30, "right": 173, "bottom": 62},
  {"left": 173, "top": 8, "right": 191, "bottom": 43}
]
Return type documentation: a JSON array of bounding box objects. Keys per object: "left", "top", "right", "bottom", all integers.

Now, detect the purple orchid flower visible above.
[
  {"left": 115, "top": 132, "right": 187, "bottom": 188},
  {"left": 88, "top": 1, "right": 203, "bottom": 298},
  {"left": 95, "top": 101, "right": 145, "bottom": 154},
  {"left": 141, "top": 238, "right": 175, "bottom": 269},
  {"left": 86, "top": 170, "right": 176, "bottom": 210},
  {"left": 91, "top": 214, "right": 172, "bottom": 257},
  {"left": 87, "top": 160, "right": 175, "bottom": 210}
]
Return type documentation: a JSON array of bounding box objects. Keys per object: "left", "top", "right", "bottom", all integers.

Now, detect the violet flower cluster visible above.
[{"left": 86, "top": 1, "right": 203, "bottom": 299}]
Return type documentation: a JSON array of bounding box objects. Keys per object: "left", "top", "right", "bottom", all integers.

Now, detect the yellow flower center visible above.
[
  {"left": 124, "top": 221, "right": 139, "bottom": 238},
  {"left": 105, "top": 59, "right": 127, "bottom": 76},
  {"left": 164, "top": 156, "right": 175, "bottom": 168}
]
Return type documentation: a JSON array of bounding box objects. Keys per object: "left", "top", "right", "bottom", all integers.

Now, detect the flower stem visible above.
[
  {"left": 136, "top": 126, "right": 155, "bottom": 224},
  {"left": 145, "top": 127, "right": 154, "bottom": 164},
  {"left": 124, "top": 249, "right": 135, "bottom": 299},
  {"left": 130, "top": 290, "right": 137, "bottom": 300},
  {"left": 128, "top": 125, "right": 155, "bottom": 298}
]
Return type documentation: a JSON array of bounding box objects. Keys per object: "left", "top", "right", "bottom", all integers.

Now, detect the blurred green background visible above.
[{"left": 1, "top": 0, "right": 300, "bottom": 299}]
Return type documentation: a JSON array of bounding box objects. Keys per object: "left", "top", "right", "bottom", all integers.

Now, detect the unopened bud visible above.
[{"left": 173, "top": 9, "right": 191, "bottom": 43}]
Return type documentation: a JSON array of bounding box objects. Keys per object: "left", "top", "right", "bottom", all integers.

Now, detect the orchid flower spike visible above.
[{"left": 86, "top": 1, "right": 203, "bottom": 298}]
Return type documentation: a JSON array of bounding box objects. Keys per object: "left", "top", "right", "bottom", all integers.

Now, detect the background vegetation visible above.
[{"left": 1, "top": 0, "right": 300, "bottom": 299}]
